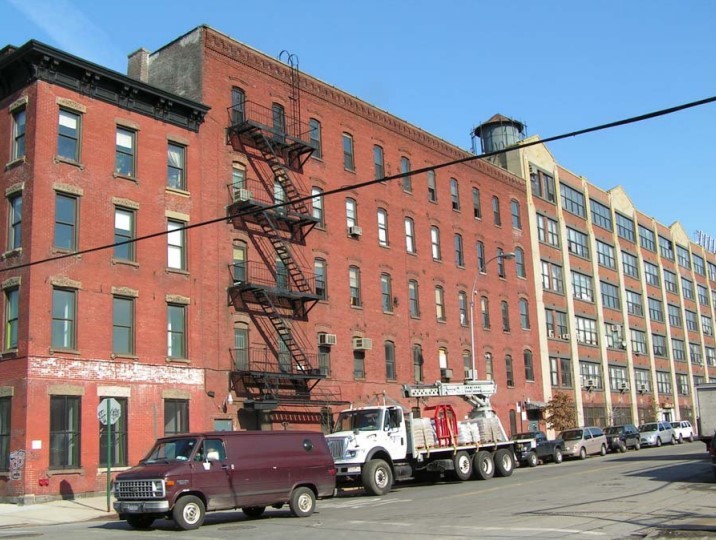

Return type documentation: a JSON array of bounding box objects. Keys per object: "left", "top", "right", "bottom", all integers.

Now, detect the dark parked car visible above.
[
  {"left": 604, "top": 424, "right": 641, "bottom": 452},
  {"left": 512, "top": 431, "right": 564, "bottom": 466}
]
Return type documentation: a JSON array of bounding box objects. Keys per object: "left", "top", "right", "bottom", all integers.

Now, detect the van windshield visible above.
[
  {"left": 560, "top": 429, "right": 583, "bottom": 441},
  {"left": 143, "top": 437, "right": 198, "bottom": 463},
  {"left": 334, "top": 409, "right": 383, "bottom": 432}
]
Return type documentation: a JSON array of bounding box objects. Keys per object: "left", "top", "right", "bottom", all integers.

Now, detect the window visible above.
[
  {"left": 698, "top": 284, "right": 710, "bottom": 306},
  {"left": 622, "top": 251, "right": 639, "bottom": 278},
  {"left": 481, "top": 296, "right": 490, "bottom": 328},
  {"left": 349, "top": 266, "right": 361, "bottom": 307},
  {"left": 477, "top": 241, "right": 486, "bottom": 272},
  {"left": 590, "top": 200, "right": 612, "bottom": 230},
  {"left": 524, "top": 350, "right": 534, "bottom": 381},
  {"left": 405, "top": 217, "right": 416, "bottom": 253},
  {"left": 458, "top": 291, "right": 468, "bottom": 326},
  {"left": 572, "top": 271, "right": 594, "bottom": 302},
  {"left": 345, "top": 198, "right": 357, "bottom": 228},
  {"left": 501, "top": 301, "right": 510, "bottom": 332},
  {"left": 381, "top": 274, "right": 393, "bottom": 313},
  {"left": 615, "top": 212, "right": 636, "bottom": 242},
  {"left": 233, "top": 241, "right": 247, "bottom": 283},
  {"left": 492, "top": 196, "right": 501, "bottom": 226},
  {"left": 575, "top": 316, "right": 598, "bottom": 345},
  {"left": 99, "top": 397, "right": 127, "bottom": 466},
  {"left": 52, "top": 288, "right": 76, "bottom": 350},
  {"left": 664, "top": 269, "right": 678, "bottom": 294},
  {"left": 428, "top": 171, "right": 437, "bottom": 202},
  {"left": 435, "top": 286, "right": 446, "bottom": 322},
  {"left": 408, "top": 279, "right": 420, "bottom": 317},
  {"left": 231, "top": 163, "right": 246, "bottom": 197},
  {"left": 342, "top": 133, "right": 354, "bottom": 170},
  {"left": 231, "top": 87, "right": 245, "bottom": 124},
  {"left": 701, "top": 314, "right": 713, "bottom": 336},
  {"left": 648, "top": 297, "right": 664, "bottom": 322},
  {"left": 510, "top": 199, "right": 521, "bottom": 229},
  {"left": 431, "top": 226, "right": 441, "bottom": 261},
  {"left": 519, "top": 298, "right": 530, "bottom": 329},
  {"left": 50, "top": 395, "right": 81, "bottom": 468},
  {"left": 274, "top": 181, "right": 286, "bottom": 212},
  {"left": 164, "top": 399, "right": 189, "bottom": 435},
  {"left": 439, "top": 348, "right": 449, "bottom": 374},
  {"left": 659, "top": 235, "right": 675, "bottom": 260},
  {"left": 454, "top": 234, "right": 464, "bottom": 267},
  {"left": 625, "top": 290, "right": 643, "bottom": 316},
  {"left": 515, "top": 248, "right": 526, "bottom": 278},
  {"left": 377, "top": 209, "right": 389, "bottom": 247},
  {"left": 58, "top": 109, "right": 81, "bottom": 161},
  {"left": 413, "top": 344, "right": 424, "bottom": 382},
  {"left": 652, "top": 334, "right": 667, "bottom": 357},
  {"left": 530, "top": 167, "right": 556, "bottom": 202},
  {"left": 167, "top": 143, "right": 186, "bottom": 190},
  {"left": 12, "top": 107, "right": 25, "bottom": 161},
  {"left": 112, "top": 296, "right": 134, "bottom": 355},
  {"left": 668, "top": 304, "right": 682, "bottom": 327},
  {"left": 4, "top": 287, "right": 18, "bottom": 350},
  {"left": 505, "top": 355, "right": 515, "bottom": 387},
  {"left": 601, "top": 281, "right": 621, "bottom": 310},
  {"left": 54, "top": 193, "right": 78, "bottom": 251},
  {"left": 630, "top": 329, "right": 647, "bottom": 354},
  {"left": 115, "top": 127, "right": 136, "bottom": 177},
  {"left": 689, "top": 342, "right": 703, "bottom": 365},
  {"left": 311, "top": 187, "right": 324, "bottom": 227},
  {"left": 644, "top": 261, "right": 660, "bottom": 287},
  {"left": 485, "top": 353, "right": 494, "bottom": 380},
  {"left": 550, "top": 357, "right": 572, "bottom": 388},
  {"left": 537, "top": 214, "right": 560, "bottom": 247},
  {"left": 0, "top": 397, "right": 9, "bottom": 471},
  {"left": 673, "top": 338, "right": 686, "bottom": 361},
  {"left": 313, "top": 258, "right": 327, "bottom": 300},
  {"left": 693, "top": 254, "right": 705, "bottom": 276},
  {"left": 656, "top": 372, "right": 672, "bottom": 395},
  {"left": 309, "top": 118, "right": 322, "bottom": 158},
  {"left": 596, "top": 240, "right": 616, "bottom": 269},
  {"left": 167, "top": 303, "right": 186, "bottom": 359},
  {"left": 706, "top": 347, "right": 716, "bottom": 367},
  {"left": 709, "top": 262, "right": 716, "bottom": 282},
  {"left": 234, "top": 324, "right": 248, "bottom": 370},
  {"left": 167, "top": 220, "right": 186, "bottom": 270},
  {"left": 114, "top": 207, "right": 135, "bottom": 261},
  {"left": 353, "top": 350, "right": 366, "bottom": 378},
  {"left": 677, "top": 374, "right": 689, "bottom": 396},
  {"left": 609, "top": 366, "right": 628, "bottom": 392},
  {"left": 681, "top": 277, "right": 694, "bottom": 300},
  {"left": 677, "top": 245, "right": 691, "bottom": 270},
  {"left": 604, "top": 322, "right": 623, "bottom": 349},
  {"left": 373, "top": 145, "right": 384, "bottom": 179},
  {"left": 639, "top": 225, "right": 656, "bottom": 251},
  {"left": 472, "top": 187, "right": 481, "bottom": 219},
  {"left": 400, "top": 156, "right": 412, "bottom": 192},
  {"left": 579, "top": 362, "right": 603, "bottom": 389},
  {"left": 566, "top": 227, "right": 589, "bottom": 258},
  {"left": 7, "top": 193, "right": 21, "bottom": 251},
  {"left": 541, "top": 260, "right": 564, "bottom": 293},
  {"left": 560, "top": 183, "right": 586, "bottom": 218},
  {"left": 385, "top": 341, "right": 396, "bottom": 380},
  {"left": 450, "top": 178, "right": 460, "bottom": 210}
]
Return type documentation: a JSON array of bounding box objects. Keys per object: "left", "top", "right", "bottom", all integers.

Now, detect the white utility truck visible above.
[
  {"left": 696, "top": 383, "right": 716, "bottom": 444},
  {"left": 325, "top": 380, "right": 521, "bottom": 496}
]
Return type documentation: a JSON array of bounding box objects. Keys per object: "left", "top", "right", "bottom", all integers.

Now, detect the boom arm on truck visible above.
[{"left": 402, "top": 380, "right": 497, "bottom": 411}]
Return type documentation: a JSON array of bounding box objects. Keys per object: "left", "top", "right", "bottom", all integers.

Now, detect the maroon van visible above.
[{"left": 113, "top": 431, "right": 336, "bottom": 530}]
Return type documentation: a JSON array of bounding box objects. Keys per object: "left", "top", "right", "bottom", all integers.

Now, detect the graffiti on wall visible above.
[{"left": 8, "top": 450, "right": 25, "bottom": 481}]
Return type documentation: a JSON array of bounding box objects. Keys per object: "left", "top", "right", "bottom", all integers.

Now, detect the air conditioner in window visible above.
[
  {"left": 348, "top": 225, "right": 362, "bottom": 237},
  {"left": 561, "top": 333, "right": 571, "bottom": 340},
  {"left": 464, "top": 368, "right": 476, "bottom": 380},
  {"left": 234, "top": 188, "right": 252, "bottom": 202},
  {"left": 352, "top": 337, "right": 373, "bottom": 350},
  {"left": 619, "top": 381, "right": 630, "bottom": 392},
  {"left": 440, "top": 368, "right": 453, "bottom": 380},
  {"left": 548, "top": 330, "right": 555, "bottom": 338},
  {"left": 584, "top": 378, "right": 596, "bottom": 389},
  {"left": 318, "top": 333, "right": 337, "bottom": 346},
  {"left": 638, "top": 383, "right": 648, "bottom": 394}
]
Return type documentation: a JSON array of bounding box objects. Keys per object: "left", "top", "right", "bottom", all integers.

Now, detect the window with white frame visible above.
[
  {"left": 575, "top": 316, "right": 598, "bottom": 345},
  {"left": 541, "top": 260, "right": 564, "bottom": 293},
  {"left": 537, "top": 214, "right": 560, "bottom": 247},
  {"left": 677, "top": 373, "right": 689, "bottom": 395},
  {"left": 609, "top": 365, "right": 628, "bottom": 392},
  {"left": 435, "top": 286, "right": 446, "bottom": 322},
  {"left": 458, "top": 291, "right": 468, "bottom": 326},
  {"left": 345, "top": 198, "right": 357, "bottom": 228},
  {"left": 566, "top": 227, "right": 590, "bottom": 258},
  {"left": 571, "top": 271, "right": 593, "bottom": 302},
  {"left": 625, "top": 290, "right": 643, "bottom": 316},
  {"left": 431, "top": 226, "right": 441, "bottom": 261},
  {"left": 427, "top": 170, "right": 437, "bottom": 202},
  {"left": 604, "top": 322, "right": 623, "bottom": 349},
  {"left": 656, "top": 371, "right": 671, "bottom": 395},
  {"left": 701, "top": 314, "right": 713, "bottom": 335},
  {"left": 311, "top": 187, "right": 324, "bottom": 227},
  {"left": 405, "top": 217, "right": 416, "bottom": 253},
  {"left": 634, "top": 369, "right": 650, "bottom": 392},
  {"left": 167, "top": 220, "right": 186, "bottom": 270},
  {"left": 377, "top": 208, "right": 389, "bottom": 247},
  {"left": 579, "top": 361, "right": 602, "bottom": 389},
  {"left": 349, "top": 266, "right": 361, "bottom": 307},
  {"left": 450, "top": 178, "right": 460, "bottom": 211}
]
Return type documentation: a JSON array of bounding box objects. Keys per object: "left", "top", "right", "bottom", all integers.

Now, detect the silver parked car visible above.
[
  {"left": 558, "top": 427, "right": 608, "bottom": 459},
  {"left": 639, "top": 421, "right": 676, "bottom": 447}
]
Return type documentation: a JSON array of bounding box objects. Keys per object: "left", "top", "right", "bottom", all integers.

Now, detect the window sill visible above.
[
  {"left": 166, "top": 186, "right": 190, "bottom": 196},
  {"left": 5, "top": 156, "right": 26, "bottom": 171},
  {"left": 113, "top": 172, "right": 138, "bottom": 183},
  {"left": 112, "top": 258, "right": 139, "bottom": 268},
  {"left": 49, "top": 348, "right": 81, "bottom": 355},
  {"left": 166, "top": 267, "right": 190, "bottom": 276},
  {"left": 51, "top": 248, "right": 80, "bottom": 257},
  {"left": 350, "top": 305, "right": 363, "bottom": 310},
  {"left": 47, "top": 468, "right": 84, "bottom": 476},
  {"left": 166, "top": 357, "right": 190, "bottom": 364},
  {"left": 1, "top": 248, "right": 22, "bottom": 260},
  {"left": 98, "top": 466, "right": 131, "bottom": 474},
  {"left": 0, "top": 349, "right": 18, "bottom": 359},
  {"left": 111, "top": 353, "right": 138, "bottom": 360},
  {"left": 54, "top": 156, "right": 85, "bottom": 169}
]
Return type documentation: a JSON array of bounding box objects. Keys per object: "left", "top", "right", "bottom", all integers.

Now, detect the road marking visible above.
[
  {"left": 321, "top": 497, "right": 412, "bottom": 510},
  {"left": 448, "top": 525, "right": 606, "bottom": 536}
]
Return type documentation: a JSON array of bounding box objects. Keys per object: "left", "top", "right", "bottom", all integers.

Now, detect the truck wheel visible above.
[
  {"left": 472, "top": 450, "right": 494, "bottom": 480},
  {"left": 126, "top": 515, "right": 154, "bottom": 529},
  {"left": 494, "top": 449, "right": 514, "bottom": 477},
  {"left": 579, "top": 446, "right": 587, "bottom": 460},
  {"left": 289, "top": 487, "right": 316, "bottom": 517},
  {"left": 452, "top": 451, "right": 473, "bottom": 480},
  {"left": 242, "top": 506, "right": 266, "bottom": 518},
  {"left": 553, "top": 447, "right": 563, "bottom": 464},
  {"left": 525, "top": 451, "right": 539, "bottom": 467},
  {"left": 173, "top": 495, "right": 205, "bottom": 531},
  {"left": 362, "top": 459, "right": 393, "bottom": 496}
]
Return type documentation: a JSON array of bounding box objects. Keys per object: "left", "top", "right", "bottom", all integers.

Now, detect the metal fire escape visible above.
[{"left": 225, "top": 57, "right": 341, "bottom": 411}]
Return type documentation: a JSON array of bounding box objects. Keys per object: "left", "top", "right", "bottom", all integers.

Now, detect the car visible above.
[
  {"left": 639, "top": 421, "right": 676, "bottom": 447},
  {"left": 670, "top": 420, "right": 694, "bottom": 443},
  {"left": 512, "top": 431, "right": 564, "bottom": 466},
  {"left": 558, "top": 426, "right": 608, "bottom": 459},
  {"left": 604, "top": 424, "right": 641, "bottom": 452}
]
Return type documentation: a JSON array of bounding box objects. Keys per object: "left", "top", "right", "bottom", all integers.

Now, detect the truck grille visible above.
[
  {"left": 326, "top": 437, "right": 348, "bottom": 460},
  {"left": 114, "top": 479, "right": 164, "bottom": 500}
]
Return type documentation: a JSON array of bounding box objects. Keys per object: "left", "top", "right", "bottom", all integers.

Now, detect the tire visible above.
[
  {"left": 494, "top": 449, "right": 514, "bottom": 477},
  {"left": 634, "top": 441, "right": 641, "bottom": 451},
  {"left": 600, "top": 444, "right": 607, "bottom": 456},
  {"left": 618, "top": 441, "right": 627, "bottom": 453},
  {"left": 677, "top": 435, "right": 683, "bottom": 444},
  {"left": 126, "top": 515, "right": 154, "bottom": 529},
  {"left": 242, "top": 506, "right": 266, "bottom": 518},
  {"left": 173, "top": 495, "right": 205, "bottom": 531},
  {"left": 452, "top": 451, "right": 473, "bottom": 481},
  {"left": 362, "top": 459, "right": 393, "bottom": 496},
  {"left": 579, "top": 446, "right": 587, "bottom": 460},
  {"left": 688, "top": 435, "right": 694, "bottom": 443},
  {"left": 552, "top": 447, "right": 563, "bottom": 464},
  {"left": 671, "top": 435, "right": 677, "bottom": 445},
  {"left": 525, "top": 451, "right": 539, "bottom": 468},
  {"left": 472, "top": 450, "right": 494, "bottom": 480},
  {"left": 656, "top": 437, "right": 662, "bottom": 447},
  {"left": 288, "top": 486, "right": 316, "bottom": 518}
]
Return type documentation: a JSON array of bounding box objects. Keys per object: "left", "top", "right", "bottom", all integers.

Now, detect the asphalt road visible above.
[{"left": 2, "top": 441, "right": 714, "bottom": 539}]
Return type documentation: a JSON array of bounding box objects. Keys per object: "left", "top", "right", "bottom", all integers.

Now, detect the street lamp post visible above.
[{"left": 469, "top": 252, "right": 515, "bottom": 381}]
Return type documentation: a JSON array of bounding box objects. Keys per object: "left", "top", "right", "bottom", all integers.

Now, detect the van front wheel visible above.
[
  {"left": 173, "top": 495, "right": 205, "bottom": 530},
  {"left": 289, "top": 487, "right": 316, "bottom": 518},
  {"left": 362, "top": 459, "right": 393, "bottom": 496}
]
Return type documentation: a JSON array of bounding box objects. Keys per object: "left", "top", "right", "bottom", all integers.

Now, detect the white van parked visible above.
[{"left": 670, "top": 420, "right": 694, "bottom": 443}]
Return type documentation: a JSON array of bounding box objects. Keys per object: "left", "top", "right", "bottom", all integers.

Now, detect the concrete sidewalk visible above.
[{"left": 0, "top": 495, "right": 115, "bottom": 528}]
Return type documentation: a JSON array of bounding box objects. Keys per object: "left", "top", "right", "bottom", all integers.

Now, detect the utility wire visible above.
[{"left": 4, "top": 94, "right": 716, "bottom": 273}]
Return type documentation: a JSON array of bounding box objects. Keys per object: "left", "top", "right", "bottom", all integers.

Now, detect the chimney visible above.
[{"left": 127, "top": 48, "right": 149, "bottom": 82}]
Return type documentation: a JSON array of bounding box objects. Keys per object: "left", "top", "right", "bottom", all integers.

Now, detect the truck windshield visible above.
[
  {"left": 143, "top": 437, "right": 198, "bottom": 463},
  {"left": 334, "top": 409, "right": 383, "bottom": 432}
]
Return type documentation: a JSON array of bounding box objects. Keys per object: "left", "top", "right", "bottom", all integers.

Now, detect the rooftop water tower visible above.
[{"left": 472, "top": 114, "right": 525, "bottom": 171}]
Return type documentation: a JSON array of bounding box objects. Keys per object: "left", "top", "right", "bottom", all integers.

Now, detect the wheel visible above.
[
  {"left": 552, "top": 447, "right": 563, "bottom": 464},
  {"left": 600, "top": 444, "right": 607, "bottom": 456},
  {"left": 172, "top": 495, "right": 205, "bottom": 531},
  {"left": 525, "top": 451, "right": 539, "bottom": 468},
  {"left": 242, "top": 506, "right": 266, "bottom": 518},
  {"left": 634, "top": 441, "right": 641, "bottom": 451},
  {"left": 656, "top": 437, "right": 662, "bottom": 447},
  {"left": 494, "top": 449, "right": 514, "bottom": 477},
  {"left": 126, "top": 515, "right": 154, "bottom": 529},
  {"left": 452, "top": 451, "right": 473, "bottom": 481},
  {"left": 472, "top": 450, "right": 494, "bottom": 480},
  {"left": 688, "top": 435, "right": 694, "bottom": 443},
  {"left": 362, "top": 459, "right": 393, "bottom": 496},
  {"left": 618, "top": 441, "right": 627, "bottom": 453},
  {"left": 677, "top": 434, "right": 683, "bottom": 444},
  {"left": 579, "top": 446, "right": 587, "bottom": 460},
  {"left": 288, "top": 486, "right": 316, "bottom": 518},
  {"left": 671, "top": 435, "right": 677, "bottom": 445}
]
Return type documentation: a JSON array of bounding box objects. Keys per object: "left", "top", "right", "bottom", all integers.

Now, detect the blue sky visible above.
[{"left": 2, "top": 0, "right": 715, "bottom": 242}]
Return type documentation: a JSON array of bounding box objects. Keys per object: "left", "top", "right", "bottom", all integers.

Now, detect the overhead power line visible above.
[{"left": 4, "top": 94, "right": 716, "bottom": 273}]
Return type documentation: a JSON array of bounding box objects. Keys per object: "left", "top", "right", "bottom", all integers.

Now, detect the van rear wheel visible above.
[
  {"left": 242, "top": 506, "right": 266, "bottom": 518},
  {"left": 362, "top": 459, "right": 393, "bottom": 496},
  {"left": 289, "top": 486, "right": 315, "bottom": 518},
  {"left": 173, "top": 495, "right": 205, "bottom": 531}
]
